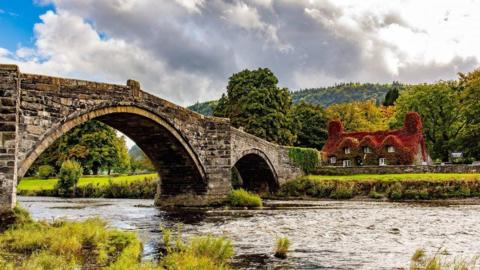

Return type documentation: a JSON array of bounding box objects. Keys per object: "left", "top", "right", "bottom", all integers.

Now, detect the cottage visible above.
[{"left": 321, "top": 112, "right": 431, "bottom": 167}]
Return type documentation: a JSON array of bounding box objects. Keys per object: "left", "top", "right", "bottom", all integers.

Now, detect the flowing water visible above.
[{"left": 18, "top": 196, "right": 480, "bottom": 269}]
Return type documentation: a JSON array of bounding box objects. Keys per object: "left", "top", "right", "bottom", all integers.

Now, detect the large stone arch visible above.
[
  {"left": 232, "top": 149, "right": 279, "bottom": 193},
  {"left": 19, "top": 105, "right": 208, "bottom": 199}
]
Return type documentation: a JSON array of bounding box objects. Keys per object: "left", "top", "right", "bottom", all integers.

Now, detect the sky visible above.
[{"left": 0, "top": 0, "right": 479, "bottom": 108}]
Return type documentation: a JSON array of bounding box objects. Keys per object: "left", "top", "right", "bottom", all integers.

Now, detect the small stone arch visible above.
[
  {"left": 19, "top": 105, "right": 207, "bottom": 197},
  {"left": 232, "top": 149, "right": 279, "bottom": 193}
]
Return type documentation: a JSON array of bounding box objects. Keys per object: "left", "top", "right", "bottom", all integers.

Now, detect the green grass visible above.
[
  {"left": 227, "top": 189, "right": 263, "bottom": 208},
  {"left": 17, "top": 173, "right": 158, "bottom": 191},
  {"left": 305, "top": 173, "right": 480, "bottom": 182}
]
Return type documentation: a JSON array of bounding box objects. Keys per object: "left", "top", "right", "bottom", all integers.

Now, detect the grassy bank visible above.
[
  {"left": 17, "top": 174, "right": 158, "bottom": 199},
  {"left": 18, "top": 173, "right": 157, "bottom": 191},
  {"left": 0, "top": 209, "right": 235, "bottom": 269},
  {"left": 278, "top": 173, "right": 480, "bottom": 200}
]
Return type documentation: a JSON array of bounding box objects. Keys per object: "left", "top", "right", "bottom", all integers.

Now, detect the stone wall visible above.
[
  {"left": 0, "top": 65, "right": 19, "bottom": 213},
  {"left": 315, "top": 165, "right": 480, "bottom": 175}
]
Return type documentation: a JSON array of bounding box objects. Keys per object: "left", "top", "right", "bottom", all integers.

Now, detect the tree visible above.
[
  {"left": 383, "top": 83, "right": 400, "bottom": 106},
  {"left": 456, "top": 69, "right": 480, "bottom": 159},
  {"left": 129, "top": 145, "right": 155, "bottom": 173},
  {"left": 325, "top": 100, "right": 394, "bottom": 132},
  {"left": 292, "top": 101, "right": 328, "bottom": 149},
  {"left": 390, "top": 82, "right": 466, "bottom": 161},
  {"left": 30, "top": 120, "right": 132, "bottom": 175},
  {"left": 55, "top": 160, "right": 83, "bottom": 197},
  {"left": 214, "top": 68, "right": 296, "bottom": 145}
]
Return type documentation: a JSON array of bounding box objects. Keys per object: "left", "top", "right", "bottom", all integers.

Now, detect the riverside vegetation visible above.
[
  {"left": 278, "top": 174, "right": 480, "bottom": 200},
  {"left": 0, "top": 207, "right": 235, "bottom": 270},
  {"left": 17, "top": 174, "right": 158, "bottom": 199}
]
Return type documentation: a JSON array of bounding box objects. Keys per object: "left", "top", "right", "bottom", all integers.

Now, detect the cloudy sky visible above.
[{"left": 1, "top": 0, "right": 479, "bottom": 106}]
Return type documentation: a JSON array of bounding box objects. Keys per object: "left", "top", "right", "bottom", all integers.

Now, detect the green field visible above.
[
  {"left": 17, "top": 173, "right": 158, "bottom": 191},
  {"left": 306, "top": 173, "right": 480, "bottom": 182}
]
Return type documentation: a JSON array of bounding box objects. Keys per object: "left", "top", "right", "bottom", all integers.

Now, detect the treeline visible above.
[
  {"left": 293, "top": 82, "right": 403, "bottom": 107},
  {"left": 188, "top": 82, "right": 404, "bottom": 115}
]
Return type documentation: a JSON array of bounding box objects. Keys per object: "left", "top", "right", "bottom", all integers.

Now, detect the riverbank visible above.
[
  {"left": 0, "top": 206, "right": 234, "bottom": 270},
  {"left": 17, "top": 174, "right": 158, "bottom": 198},
  {"left": 278, "top": 173, "right": 480, "bottom": 200}
]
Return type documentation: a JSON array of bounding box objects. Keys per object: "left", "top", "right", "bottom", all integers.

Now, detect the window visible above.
[
  {"left": 363, "top": 147, "right": 372, "bottom": 153},
  {"left": 387, "top": 146, "right": 395, "bottom": 153},
  {"left": 379, "top": 158, "right": 386, "bottom": 166},
  {"left": 330, "top": 156, "right": 336, "bottom": 164},
  {"left": 344, "top": 147, "right": 351, "bottom": 154},
  {"left": 343, "top": 160, "right": 352, "bottom": 167}
]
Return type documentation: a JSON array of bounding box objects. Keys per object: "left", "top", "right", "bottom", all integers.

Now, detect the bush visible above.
[
  {"left": 288, "top": 147, "right": 320, "bottom": 174},
  {"left": 160, "top": 226, "right": 234, "bottom": 270},
  {"left": 274, "top": 237, "right": 291, "bottom": 259},
  {"left": 330, "top": 182, "right": 354, "bottom": 199},
  {"left": 227, "top": 189, "right": 262, "bottom": 208},
  {"left": 387, "top": 182, "right": 403, "bottom": 200},
  {"left": 55, "top": 160, "right": 83, "bottom": 197},
  {"left": 37, "top": 165, "right": 55, "bottom": 179}
]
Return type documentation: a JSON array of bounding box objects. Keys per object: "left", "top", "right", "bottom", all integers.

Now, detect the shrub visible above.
[
  {"left": 55, "top": 160, "right": 83, "bottom": 197},
  {"left": 274, "top": 237, "right": 291, "bottom": 259},
  {"left": 387, "top": 182, "right": 403, "bottom": 200},
  {"left": 330, "top": 182, "right": 354, "bottom": 199},
  {"left": 160, "top": 226, "right": 234, "bottom": 270},
  {"left": 288, "top": 147, "right": 320, "bottom": 174},
  {"left": 227, "top": 189, "right": 262, "bottom": 208},
  {"left": 37, "top": 165, "right": 55, "bottom": 179}
]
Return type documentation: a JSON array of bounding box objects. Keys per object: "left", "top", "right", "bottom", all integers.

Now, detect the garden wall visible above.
[{"left": 314, "top": 165, "right": 480, "bottom": 175}]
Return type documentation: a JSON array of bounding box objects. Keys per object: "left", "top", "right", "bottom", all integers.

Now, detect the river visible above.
[{"left": 18, "top": 196, "right": 480, "bottom": 269}]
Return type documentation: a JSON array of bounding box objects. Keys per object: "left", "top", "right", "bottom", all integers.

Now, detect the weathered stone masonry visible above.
[{"left": 0, "top": 64, "right": 303, "bottom": 212}]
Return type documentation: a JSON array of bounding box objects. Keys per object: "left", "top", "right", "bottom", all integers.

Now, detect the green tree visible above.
[
  {"left": 456, "top": 69, "right": 480, "bottom": 159},
  {"left": 55, "top": 160, "right": 83, "bottom": 197},
  {"left": 292, "top": 101, "right": 328, "bottom": 149},
  {"left": 214, "top": 68, "right": 296, "bottom": 145},
  {"left": 391, "top": 82, "right": 466, "bottom": 161},
  {"left": 30, "top": 120, "right": 132, "bottom": 175},
  {"left": 113, "top": 136, "right": 131, "bottom": 174},
  {"left": 383, "top": 83, "right": 400, "bottom": 106}
]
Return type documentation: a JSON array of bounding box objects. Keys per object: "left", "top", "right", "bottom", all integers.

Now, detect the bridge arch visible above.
[
  {"left": 232, "top": 149, "right": 279, "bottom": 194},
  {"left": 19, "top": 105, "right": 207, "bottom": 198}
]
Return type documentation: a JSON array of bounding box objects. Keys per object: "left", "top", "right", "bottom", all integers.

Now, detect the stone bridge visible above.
[{"left": 0, "top": 64, "right": 303, "bottom": 212}]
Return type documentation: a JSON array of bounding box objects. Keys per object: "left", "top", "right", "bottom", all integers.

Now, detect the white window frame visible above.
[
  {"left": 330, "top": 156, "right": 336, "bottom": 164},
  {"left": 363, "top": 146, "right": 372, "bottom": 154},
  {"left": 387, "top": 146, "right": 395, "bottom": 153},
  {"left": 343, "top": 160, "right": 352, "bottom": 167},
  {"left": 379, "top": 158, "right": 386, "bottom": 166},
  {"left": 344, "top": 147, "right": 351, "bottom": 154}
]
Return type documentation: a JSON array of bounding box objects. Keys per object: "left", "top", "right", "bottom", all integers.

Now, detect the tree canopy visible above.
[
  {"left": 214, "top": 68, "right": 296, "bottom": 145},
  {"left": 29, "top": 120, "right": 132, "bottom": 175},
  {"left": 292, "top": 101, "right": 329, "bottom": 149}
]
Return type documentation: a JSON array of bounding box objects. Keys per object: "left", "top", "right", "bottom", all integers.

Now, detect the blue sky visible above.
[
  {"left": 0, "top": 0, "right": 53, "bottom": 51},
  {"left": 0, "top": 0, "right": 479, "bottom": 107}
]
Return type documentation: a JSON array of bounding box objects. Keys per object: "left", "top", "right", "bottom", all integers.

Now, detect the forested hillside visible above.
[{"left": 188, "top": 82, "right": 403, "bottom": 115}]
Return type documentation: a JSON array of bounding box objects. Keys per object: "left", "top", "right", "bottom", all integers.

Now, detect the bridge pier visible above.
[{"left": 0, "top": 65, "right": 19, "bottom": 213}]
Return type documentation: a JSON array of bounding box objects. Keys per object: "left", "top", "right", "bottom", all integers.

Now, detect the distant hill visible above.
[
  {"left": 187, "top": 82, "right": 403, "bottom": 115},
  {"left": 188, "top": 100, "right": 219, "bottom": 116}
]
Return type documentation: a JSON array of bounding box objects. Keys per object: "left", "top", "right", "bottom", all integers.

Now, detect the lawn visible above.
[
  {"left": 17, "top": 173, "right": 158, "bottom": 191},
  {"left": 306, "top": 173, "right": 480, "bottom": 182}
]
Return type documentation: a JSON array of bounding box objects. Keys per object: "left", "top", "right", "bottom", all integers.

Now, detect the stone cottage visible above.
[{"left": 321, "top": 112, "right": 431, "bottom": 167}]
